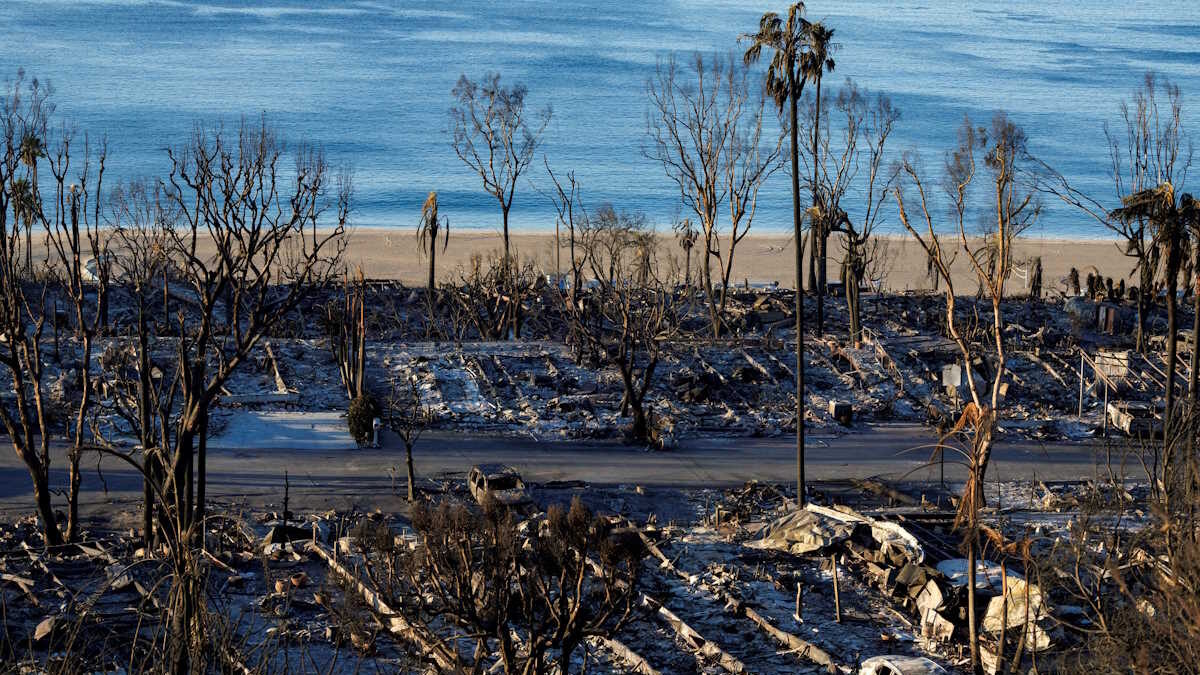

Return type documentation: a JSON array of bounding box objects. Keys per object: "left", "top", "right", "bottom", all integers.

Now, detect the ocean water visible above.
[{"left": 2, "top": 0, "right": 1198, "bottom": 238}]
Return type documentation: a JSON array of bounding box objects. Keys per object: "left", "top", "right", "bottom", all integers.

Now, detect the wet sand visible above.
[{"left": 342, "top": 228, "right": 1134, "bottom": 294}]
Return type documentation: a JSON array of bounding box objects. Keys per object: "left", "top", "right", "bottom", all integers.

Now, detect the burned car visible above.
[{"left": 468, "top": 464, "right": 533, "bottom": 508}]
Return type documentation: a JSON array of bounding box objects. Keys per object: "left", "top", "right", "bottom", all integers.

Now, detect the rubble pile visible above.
[
  {"left": 28, "top": 276, "right": 1186, "bottom": 448},
  {"left": 341, "top": 286, "right": 1175, "bottom": 443},
  {"left": 0, "top": 461, "right": 1157, "bottom": 675},
  {"left": 732, "top": 478, "right": 1113, "bottom": 675}
]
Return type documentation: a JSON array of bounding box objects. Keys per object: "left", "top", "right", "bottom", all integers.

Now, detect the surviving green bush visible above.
[{"left": 347, "top": 393, "right": 380, "bottom": 445}]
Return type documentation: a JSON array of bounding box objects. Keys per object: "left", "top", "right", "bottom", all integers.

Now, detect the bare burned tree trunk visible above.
[
  {"left": 328, "top": 269, "right": 367, "bottom": 400},
  {"left": 897, "top": 114, "right": 1040, "bottom": 672},
  {"left": 647, "top": 53, "right": 779, "bottom": 339},
  {"left": 385, "top": 376, "right": 431, "bottom": 502},
  {"left": 45, "top": 133, "right": 108, "bottom": 542},
  {"left": 451, "top": 73, "right": 550, "bottom": 339},
  {"left": 163, "top": 121, "right": 348, "bottom": 534},
  {"left": 567, "top": 217, "right": 680, "bottom": 445}
]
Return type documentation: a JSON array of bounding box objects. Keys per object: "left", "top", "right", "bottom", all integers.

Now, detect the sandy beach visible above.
[{"left": 342, "top": 228, "right": 1135, "bottom": 294}]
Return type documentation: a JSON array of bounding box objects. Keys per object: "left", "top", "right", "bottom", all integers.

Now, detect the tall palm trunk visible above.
[
  {"left": 26, "top": 163, "right": 37, "bottom": 278},
  {"left": 427, "top": 239, "right": 437, "bottom": 294},
  {"left": 790, "top": 74, "right": 807, "bottom": 506},
  {"left": 967, "top": 537, "right": 980, "bottom": 672},
  {"left": 1136, "top": 260, "right": 1151, "bottom": 353},
  {"left": 1188, "top": 244, "right": 1200, "bottom": 451},
  {"left": 1162, "top": 232, "right": 1181, "bottom": 489},
  {"left": 811, "top": 74, "right": 825, "bottom": 336}
]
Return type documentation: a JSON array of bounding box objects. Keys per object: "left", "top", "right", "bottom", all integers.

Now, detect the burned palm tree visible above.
[
  {"left": 675, "top": 217, "right": 697, "bottom": 287},
  {"left": 1039, "top": 74, "right": 1187, "bottom": 353},
  {"left": 1183, "top": 195, "right": 1200, "bottom": 423},
  {"left": 417, "top": 191, "right": 449, "bottom": 294},
  {"left": 742, "top": 2, "right": 811, "bottom": 504},
  {"left": 17, "top": 132, "right": 44, "bottom": 275},
  {"left": 801, "top": 21, "right": 836, "bottom": 335},
  {"left": 1111, "top": 182, "right": 1196, "bottom": 490},
  {"left": 10, "top": 176, "right": 38, "bottom": 241}
]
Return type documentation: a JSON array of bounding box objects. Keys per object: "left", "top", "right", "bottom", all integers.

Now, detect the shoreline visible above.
[
  {"left": 349, "top": 223, "right": 1128, "bottom": 244},
  {"left": 341, "top": 229, "right": 1134, "bottom": 293}
]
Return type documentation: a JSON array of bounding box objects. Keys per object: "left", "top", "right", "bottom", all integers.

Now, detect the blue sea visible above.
[{"left": 2, "top": 0, "right": 1198, "bottom": 238}]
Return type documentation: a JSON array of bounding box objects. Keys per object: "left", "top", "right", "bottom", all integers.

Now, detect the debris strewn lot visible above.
[
  {"left": 168, "top": 286, "right": 1174, "bottom": 445},
  {"left": 0, "top": 284, "right": 1172, "bottom": 672},
  {"left": 1, "top": 476, "right": 1148, "bottom": 673}
]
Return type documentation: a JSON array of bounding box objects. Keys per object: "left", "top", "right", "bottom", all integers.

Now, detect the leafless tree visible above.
[
  {"left": 105, "top": 180, "right": 176, "bottom": 550},
  {"left": 580, "top": 204, "right": 648, "bottom": 288},
  {"left": 155, "top": 119, "right": 348, "bottom": 671},
  {"left": 451, "top": 73, "right": 549, "bottom": 339},
  {"left": 0, "top": 72, "right": 105, "bottom": 547},
  {"left": 803, "top": 80, "right": 898, "bottom": 345},
  {"left": 326, "top": 267, "right": 366, "bottom": 400},
  {"left": 567, "top": 222, "right": 680, "bottom": 443},
  {"left": 543, "top": 158, "right": 586, "bottom": 303},
  {"left": 646, "top": 52, "right": 781, "bottom": 337},
  {"left": 43, "top": 129, "right": 109, "bottom": 542},
  {"left": 894, "top": 113, "right": 1040, "bottom": 671},
  {"left": 384, "top": 374, "right": 431, "bottom": 502},
  {"left": 450, "top": 72, "right": 550, "bottom": 265}
]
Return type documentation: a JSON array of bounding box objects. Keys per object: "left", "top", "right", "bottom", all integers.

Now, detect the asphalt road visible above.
[{"left": 0, "top": 423, "right": 1122, "bottom": 516}]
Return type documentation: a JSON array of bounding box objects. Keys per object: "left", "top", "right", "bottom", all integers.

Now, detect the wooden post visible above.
[
  {"left": 998, "top": 560, "right": 1009, "bottom": 672},
  {"left": 831, "top": 555, "right": 842, "bottom": 623},
  {"left": 1078, "top": 351, "right": 1085, "bottom": 419},
  {"left": 282, "top": 471, "right": 289, "bottom": 528},
  {"left": 794, "top": 579, "right": 804, "bottom": 623},
  {"left": 967, "top": 539, "right": 979, "bottom": 673},
  {"left": 1102, "top": 383, "right": 1109, "bottom": 437}
]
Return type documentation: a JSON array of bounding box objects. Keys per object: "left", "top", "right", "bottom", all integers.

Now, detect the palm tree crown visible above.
[
  {"left": 800, "top": 21, "right": 836, "bottom": 88},
  {"left": 418, "top": 191, "right": 448, "bottom": 250},
  {"left": 741, "top": 3, "right": 809, "bottom": 112},
  {"left": 18, "top": 132, "right": 45, "bottom": 170},
  {"left": 417, "top": 191, "right": 449, "bottom": 292}
]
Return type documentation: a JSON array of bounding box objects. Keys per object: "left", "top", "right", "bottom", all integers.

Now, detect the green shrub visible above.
[{"left": 347, "top": 393, "right": 380, "bottom": 445}]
